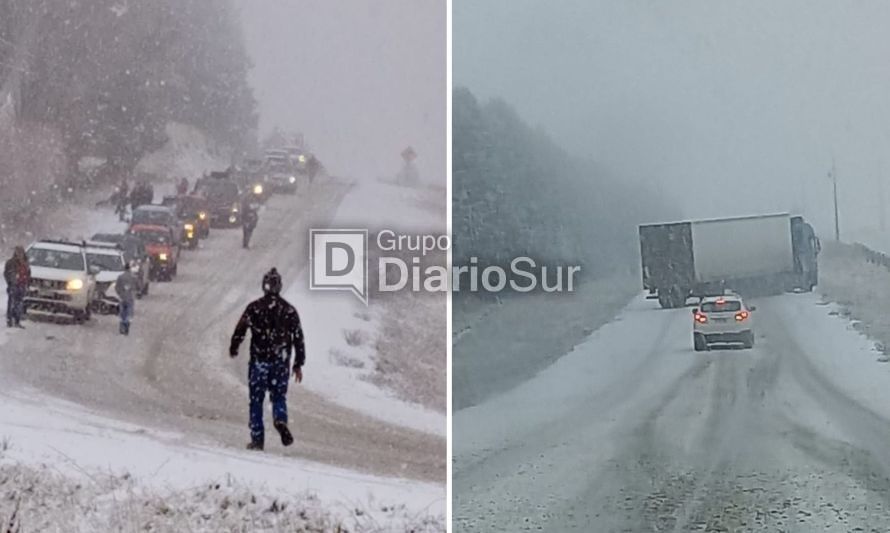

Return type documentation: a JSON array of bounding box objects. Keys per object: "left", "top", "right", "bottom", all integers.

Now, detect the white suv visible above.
[
  {"left": 25, "top": 240, "right": 97, "bottom": 323},
  {"left": 85, "top": 242, "right": 127, "bottom": 315},
  {"left": 692, "top": 293, "right": 756, "bottom": 351}
]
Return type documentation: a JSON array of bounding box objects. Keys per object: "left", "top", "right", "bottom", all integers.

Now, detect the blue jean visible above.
[
  {"left": 119, "top": 299, "right": 133, "bottom": 327},
  {"left": 248, "top": 360, "right": 289, "bottom": 442},
  {"left": 6, "top": 286, "right": 24, "bottom": 324}
]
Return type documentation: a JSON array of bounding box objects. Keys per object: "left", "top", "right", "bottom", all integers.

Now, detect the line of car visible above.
[{"left": 20, "top": 153, "right": 313, "bottom": 325}]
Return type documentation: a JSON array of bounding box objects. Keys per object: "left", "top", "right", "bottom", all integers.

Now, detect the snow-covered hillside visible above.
[
  {"left": 136, "top": 122, "right": 231, "bottom": 180},
  {"left": 286, "top": 181, "right": 446, "bottom": 436}
]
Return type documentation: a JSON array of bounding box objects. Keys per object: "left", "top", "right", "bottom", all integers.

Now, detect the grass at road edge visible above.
[{"left": 817, "top": 241, "right": 890, "bottom": 361}]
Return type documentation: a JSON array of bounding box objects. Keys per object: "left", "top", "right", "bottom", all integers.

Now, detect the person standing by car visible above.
[
  {"left": 229, "top": 268, "right": 305, "bottom": 451},
  {"left": 4, "top": 246, "right": 30, "bottom": 328},
  {"left": 115, "top": 177, "right": 129, "bottom": 221},
  {"left": 114, "top": 262, "right": 138, "bottom": 335},
  {"left": 307, "top": 154, "right": 320, "bottom": 183},
  {"left": 242, "top": 200, "right": 259, "bottom": 249}
]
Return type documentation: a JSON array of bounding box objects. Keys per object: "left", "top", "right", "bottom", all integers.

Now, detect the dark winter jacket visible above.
[
  {"left": 242, "top": 208, "right": 258, "bottom": 230},
  {"left": 114, "top": 270, "right": 138, "bottom": 305},
  {"left": 230, "top": 293, "right": 305, "bottom": 368},
  {"left": 4, "top": 256, "right": 30, "bottom": 289}
]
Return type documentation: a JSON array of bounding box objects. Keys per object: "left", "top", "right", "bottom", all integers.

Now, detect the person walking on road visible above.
[
  {"left": 4, "top": 246, "right": 30, "bottom": 328},
  {"left": 114, "top": 263, "right": 138, "bottom": 335},
  {"left": 230, "top": 268, "right": 305, "bottom": 451},
  {"left": 241, "top": 200, "right": 259, "bottom": 249}
]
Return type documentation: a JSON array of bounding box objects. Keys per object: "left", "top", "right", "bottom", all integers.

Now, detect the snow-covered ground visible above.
[
  {"left": 286, "top": 181, "right": 446, "bottom": 436},
  {"left": 453, "top": 274, "right": 638, "bottom": 410},
  {"left": 455, "top": 286, "right": 890, "bottom": 531},
  {"left": 0, "top": 388, "right": 443, "bottom": 531},
  {"left": 0, "top": 138, "right": 445, "bottom": 530}
]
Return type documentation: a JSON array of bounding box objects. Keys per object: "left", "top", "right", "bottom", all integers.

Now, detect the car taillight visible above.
[
  {"left": 694, "top": 312, "right": 708, "bottom": 324},
  {"left": 735, "top": 311, "right": 749, "bottom": 321}
]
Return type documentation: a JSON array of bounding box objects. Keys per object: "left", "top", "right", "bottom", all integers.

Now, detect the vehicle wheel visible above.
[
  {"left": 694, "top": 333, "right": 708, "bottom": 352},
  {"left": 658, "top": 291, "right": 673, "bottom": 309},
  {"left": 73, "top": 309, "right": 89, "bottom": 324},
  {"left": 742, "top": 331, "right": 755, "bottom": 349},
  {"left": 188, "top": 240, "right": 198, "bottom": 250},
  {"left": 669, "top": 286, "right": 687, "bottom": 308}
]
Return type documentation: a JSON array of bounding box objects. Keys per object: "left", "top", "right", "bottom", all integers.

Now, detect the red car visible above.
[{"left": 129, "top": 224, "right": 180, "bottom": 281}]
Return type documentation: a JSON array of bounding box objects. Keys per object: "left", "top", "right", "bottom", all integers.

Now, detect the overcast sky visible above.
[
  {"left": 455, "top": 0, "right": 890, "bottom": 241},
  {"left": 239, "top": 1, "right": 445, "bottom": 185}
]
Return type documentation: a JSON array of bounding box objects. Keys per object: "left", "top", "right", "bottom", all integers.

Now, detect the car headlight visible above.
[
  {"left": 66, "top": 278, "right": 84, "bottom": 291},
  {"left": 289, "top": 176, "right": 297, "bottom": 184},
  {"left": 184, "top": 223, "right": 194, "bottom": 231},
  {"left": 298, "top": 154, "right": 307, "bottom": 163},
  {"left": 232, "top": 203, "right": 239, "bottom": 213},
  {"left": 253, "top": 184, "right": 263, "bottom": 195},
  {"left": 198, "top": 212, "right": 207, "bottom": 220},
  {"left": 159, "top": 253, "right": 168, "bottom": 261}
]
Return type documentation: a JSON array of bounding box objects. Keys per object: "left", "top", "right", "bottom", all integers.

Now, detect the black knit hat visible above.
[{"left": 263, "top": 267, "right": 282, "bottom": 295}]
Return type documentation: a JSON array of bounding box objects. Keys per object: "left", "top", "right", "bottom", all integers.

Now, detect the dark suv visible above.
[{"left": 195, "top": 172, "right": 242, "bottom": 227}]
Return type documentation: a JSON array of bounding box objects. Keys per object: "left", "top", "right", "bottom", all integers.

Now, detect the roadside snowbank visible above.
[
  {"left": 285, "top": 181, "right": 446, "bottom": 436},
  {"left": 771, "top": 291, "right": 890, "bottom": 420},
  {"left": 0, "top": 388, "right": 444, "bottom": 532},
  {"left": 454, "top": 274, "right": 639, "bottom": 410}
]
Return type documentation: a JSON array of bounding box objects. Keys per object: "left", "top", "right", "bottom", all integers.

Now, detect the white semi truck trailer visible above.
[{"left": 639, "top": 213, "right": 820, "bottom": 308}]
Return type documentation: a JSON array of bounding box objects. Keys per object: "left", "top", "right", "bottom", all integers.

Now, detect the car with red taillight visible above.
[{"left": 692, "top": 293, "right": 756, "bottom": 351}]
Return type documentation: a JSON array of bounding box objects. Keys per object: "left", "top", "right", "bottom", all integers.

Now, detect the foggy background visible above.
[
  {"left": 455, "top": 0, "right": 890, "bottom": 244},
  {"left": 239, "top": 0, "right": 446, "bottom": 185}
]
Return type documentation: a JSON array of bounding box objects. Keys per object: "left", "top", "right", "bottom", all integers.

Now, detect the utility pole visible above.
[
  {"left": 829, "top": 158, "right": 840, "bottom": 241},
  {"left": 879, "top": 173, "right": 887, "bottom": 232}
]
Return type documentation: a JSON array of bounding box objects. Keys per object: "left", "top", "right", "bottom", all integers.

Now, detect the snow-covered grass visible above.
[
  {"left": 0, "top": 389, "right": 445, "bottom": 532},
  {"left": 817, "top": 241, "right": 890, "bottom": 356},
  {"left": 0, "top": 460, "right": 442, "bottom": 533},
  {"left": 372, "top": 289, "right": 446, "bottom": 413},
  {"left": 285, "top": 181, "right": 446, "bottom": 436}
]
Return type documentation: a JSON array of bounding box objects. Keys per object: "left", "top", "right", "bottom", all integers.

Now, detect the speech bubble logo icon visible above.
[{"left": 309, "top": 229, "right": 368, "bottom": 304}]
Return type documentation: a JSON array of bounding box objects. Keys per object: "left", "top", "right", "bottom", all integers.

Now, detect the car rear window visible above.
[
  {"left": 140, "top": 232, "right": 170, "bottom": 245},
  {"left": 204, "top": 182, "right": 237, "bottom": 196},
  {"left": 27, "top": 248, "right": 85, "bottom": 270},
  {"left": 700, "top": 301, "right": 742, "bottom": 312},
  {"left": 132, "top": 209, "right": 172, "bottom": 225}
]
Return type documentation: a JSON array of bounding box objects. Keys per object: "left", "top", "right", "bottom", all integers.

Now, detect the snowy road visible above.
[
  {"left": 0, "top": 181, "right": 445, "bottom": 484},
  {"left": 454, "top": 293, "right": 890, "bottom": 531}
]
